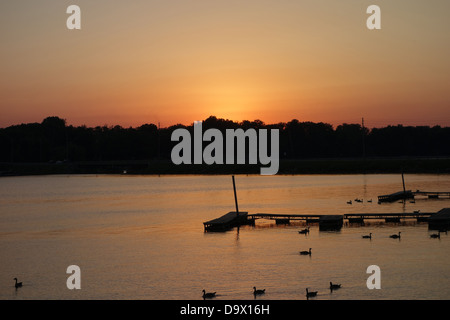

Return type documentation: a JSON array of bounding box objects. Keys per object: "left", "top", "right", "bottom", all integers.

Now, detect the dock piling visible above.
[{"left": 232, "top": 175, "right": 239, "bottom": 216}]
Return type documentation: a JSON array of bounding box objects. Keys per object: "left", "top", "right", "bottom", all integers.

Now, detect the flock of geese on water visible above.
[
  {"left": 202, "top": 225, "right": 447, "bottom": 300},
  {"left": 202, "top": 287, "right": 267, "bottom": 299},
  {"left": 347, "top": 198, "right": 372, "bottom": 205},
  {"left": 202, "top": 282, "right": 342, "bottom": 300},
  {"left": 360, "top": 230, "right": 446, "bottom": 240},
  {"left": 13, "top": 225, "right": 446, "bottom": 300},
  {"left": 300, "top": 224, "right": 445, "bottom": 241}
]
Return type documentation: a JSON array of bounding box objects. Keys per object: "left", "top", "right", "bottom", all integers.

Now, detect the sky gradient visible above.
[{"left": 1, "top": 1, "right": 450, "bottom": 128}]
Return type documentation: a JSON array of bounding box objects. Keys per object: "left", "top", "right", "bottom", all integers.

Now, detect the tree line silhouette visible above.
[{"left": 1, "top": 115, "right": 449, "bottom": 163}]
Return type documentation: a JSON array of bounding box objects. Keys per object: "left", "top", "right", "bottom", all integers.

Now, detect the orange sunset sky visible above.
[{"left": 1, "top": 1, "right": 450, "bottom": 128}]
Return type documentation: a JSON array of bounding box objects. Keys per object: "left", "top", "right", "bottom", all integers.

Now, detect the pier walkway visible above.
[
  {"left": 414, "top": 191, "right": 450, "bottom": 199},
  {"left": 203, "top": 175, "right": 450, "bottom": 232},
  {"left": 204, "top": 211, "right": 439, "bottom": 232},
  {"left": 378, "top": 190, "right": 450, "bottom": 203}
]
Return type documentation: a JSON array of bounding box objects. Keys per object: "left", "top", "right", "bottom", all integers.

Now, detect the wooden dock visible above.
[
  {"left": 378, "top": 190, "right": 414, "bottom": 203},
  {"left": 203, "top": 210, "right": 449, "bottom": 232},
  {"left": 204, "top": 175, "right": 450, "bottom": 232},
  {"left": 428, "top": 208, "right": 450, "bottom": 229},
  {"left": 377, "top": 173, "right": 450, "bottom": 203},
  {"left": 414, "top": 191, "right": 450, "bottom": 199},
  {"left": 344, "top": 212, "right": 432, "bottom": 223},
  {"left": 378, "top": 190, "right": 450, "bottom": 203},
  {"left": 203, "top": 211, "right": 251, "bottom": 232},
  {"left": 203, "top": 176, "right": 253, "bottom": 232}
]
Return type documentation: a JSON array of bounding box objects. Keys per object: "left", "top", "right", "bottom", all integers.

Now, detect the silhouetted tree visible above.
[{"left": 1, "top": 116, "right": 449, "bottom": 163}]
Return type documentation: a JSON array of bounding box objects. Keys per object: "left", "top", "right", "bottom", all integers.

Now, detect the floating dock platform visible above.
[
  {"left": 203, "top": 210, "right": 450, "bottom": 232},
  {"left": 203, "top": 211, "right": 251, "bottom": 232},
  {"left": 319, "top": 215, "right": 343, "bottom": 231},
  {"left": 414, "top": 191, "right": 450, "bottom": 199},
  {"left": 377, "top": 172, "right": 450, "bottom": 203},
  {"left": 378, "top": 190, "right": 450, "bottom": 203},
  {"left": 344, "top": 212, "right": 432, "bottom": 223},
  {"left": 378, "top": 190, "right": 414, "bottom": 203},
  {"left": 428, "top": 208, "right": 450, "bottom": 230},
  {"left": 205, "top": 175, "right": 450, "bottom": 232}
]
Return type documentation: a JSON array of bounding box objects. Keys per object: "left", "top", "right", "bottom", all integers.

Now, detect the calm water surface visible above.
[{"left": 1, "top": 174, "right": 450, "bottom": 300}]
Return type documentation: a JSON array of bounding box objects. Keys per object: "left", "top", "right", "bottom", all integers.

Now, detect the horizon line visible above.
[{"left": 1, "top": 115, "right": 449, "bottom": 130}]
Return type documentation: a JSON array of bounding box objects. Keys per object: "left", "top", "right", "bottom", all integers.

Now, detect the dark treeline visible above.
[{"left": 1, "top": 115, "right": 450, "bottom": 163}]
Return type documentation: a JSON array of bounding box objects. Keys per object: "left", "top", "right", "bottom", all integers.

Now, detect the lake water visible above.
[{"left": 1, "top": 174, "right": 450, "bottom": 300}]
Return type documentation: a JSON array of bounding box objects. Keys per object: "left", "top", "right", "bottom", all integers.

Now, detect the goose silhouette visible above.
[
  {"left": 298, "top": 227, "right": 310, "bottom": 234},
  {"left": 306, "top": 288, "right": 317, "bottom": 298},
  {"left": 389, "top": 232, "right": 401, "bottom": 239},
  {"left": 347, "top": 200, "right": 352, "bottom": 205},
  {"left": 430, "top": 231, "right": 440, "bottom": 239},
  {"left": 202, "top": 290, "right": 216, "bottom": 299},
  {"left": 253, "top": 287, "right": 265, "bottom": 295},
  {"left": 300, "top": 248, "right": 312, "bottom": 255},
  {"left": 329, "top": 282, "right": 341, "bottom": 290},
  {"left": 362, "top": 233, "right": 372, "bottom": 239},
  {"left": 14, "top": 278, "right": 22, "bottom": 288}
]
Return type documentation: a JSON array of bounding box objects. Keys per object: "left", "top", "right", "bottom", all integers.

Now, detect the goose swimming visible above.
[
  {"left": 306, "top": 288, "right": 317, "bottom": 298},
  {"left": 202, "top": 290, "right": 216, "bottom": 299},
  {"left": 389, "top": 232, "right": 401, "bottom": 239},
  {"left": 430, "top": 231, "right": 440, "bottom": 239},
  {"left": 329, "top": 282, "right": 341, "bottom": 290},
  {"left": 300, "top": 248, "right": 312, "bottom": 255},
  {"left": 14, "top": 278, "right": 22, "bottom": 288},
  {"left": 298, "top": 227, "right": 310, "bottom": 234},
  {"left": 253, "top": 287, "right": 265, "bottom": 295}
]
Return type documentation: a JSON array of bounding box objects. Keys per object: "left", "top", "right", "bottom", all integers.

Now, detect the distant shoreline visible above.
[{"left": 1, "top": 157, "right": 450, "bottom": 177}]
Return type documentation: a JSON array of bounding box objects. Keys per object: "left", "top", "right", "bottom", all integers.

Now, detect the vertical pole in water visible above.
[
  {"left": 401, "top": 170, "right": 406, "bottom": 194},
  {"left": 232, "top": 175, "right": 239, "bottom": 216}
]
